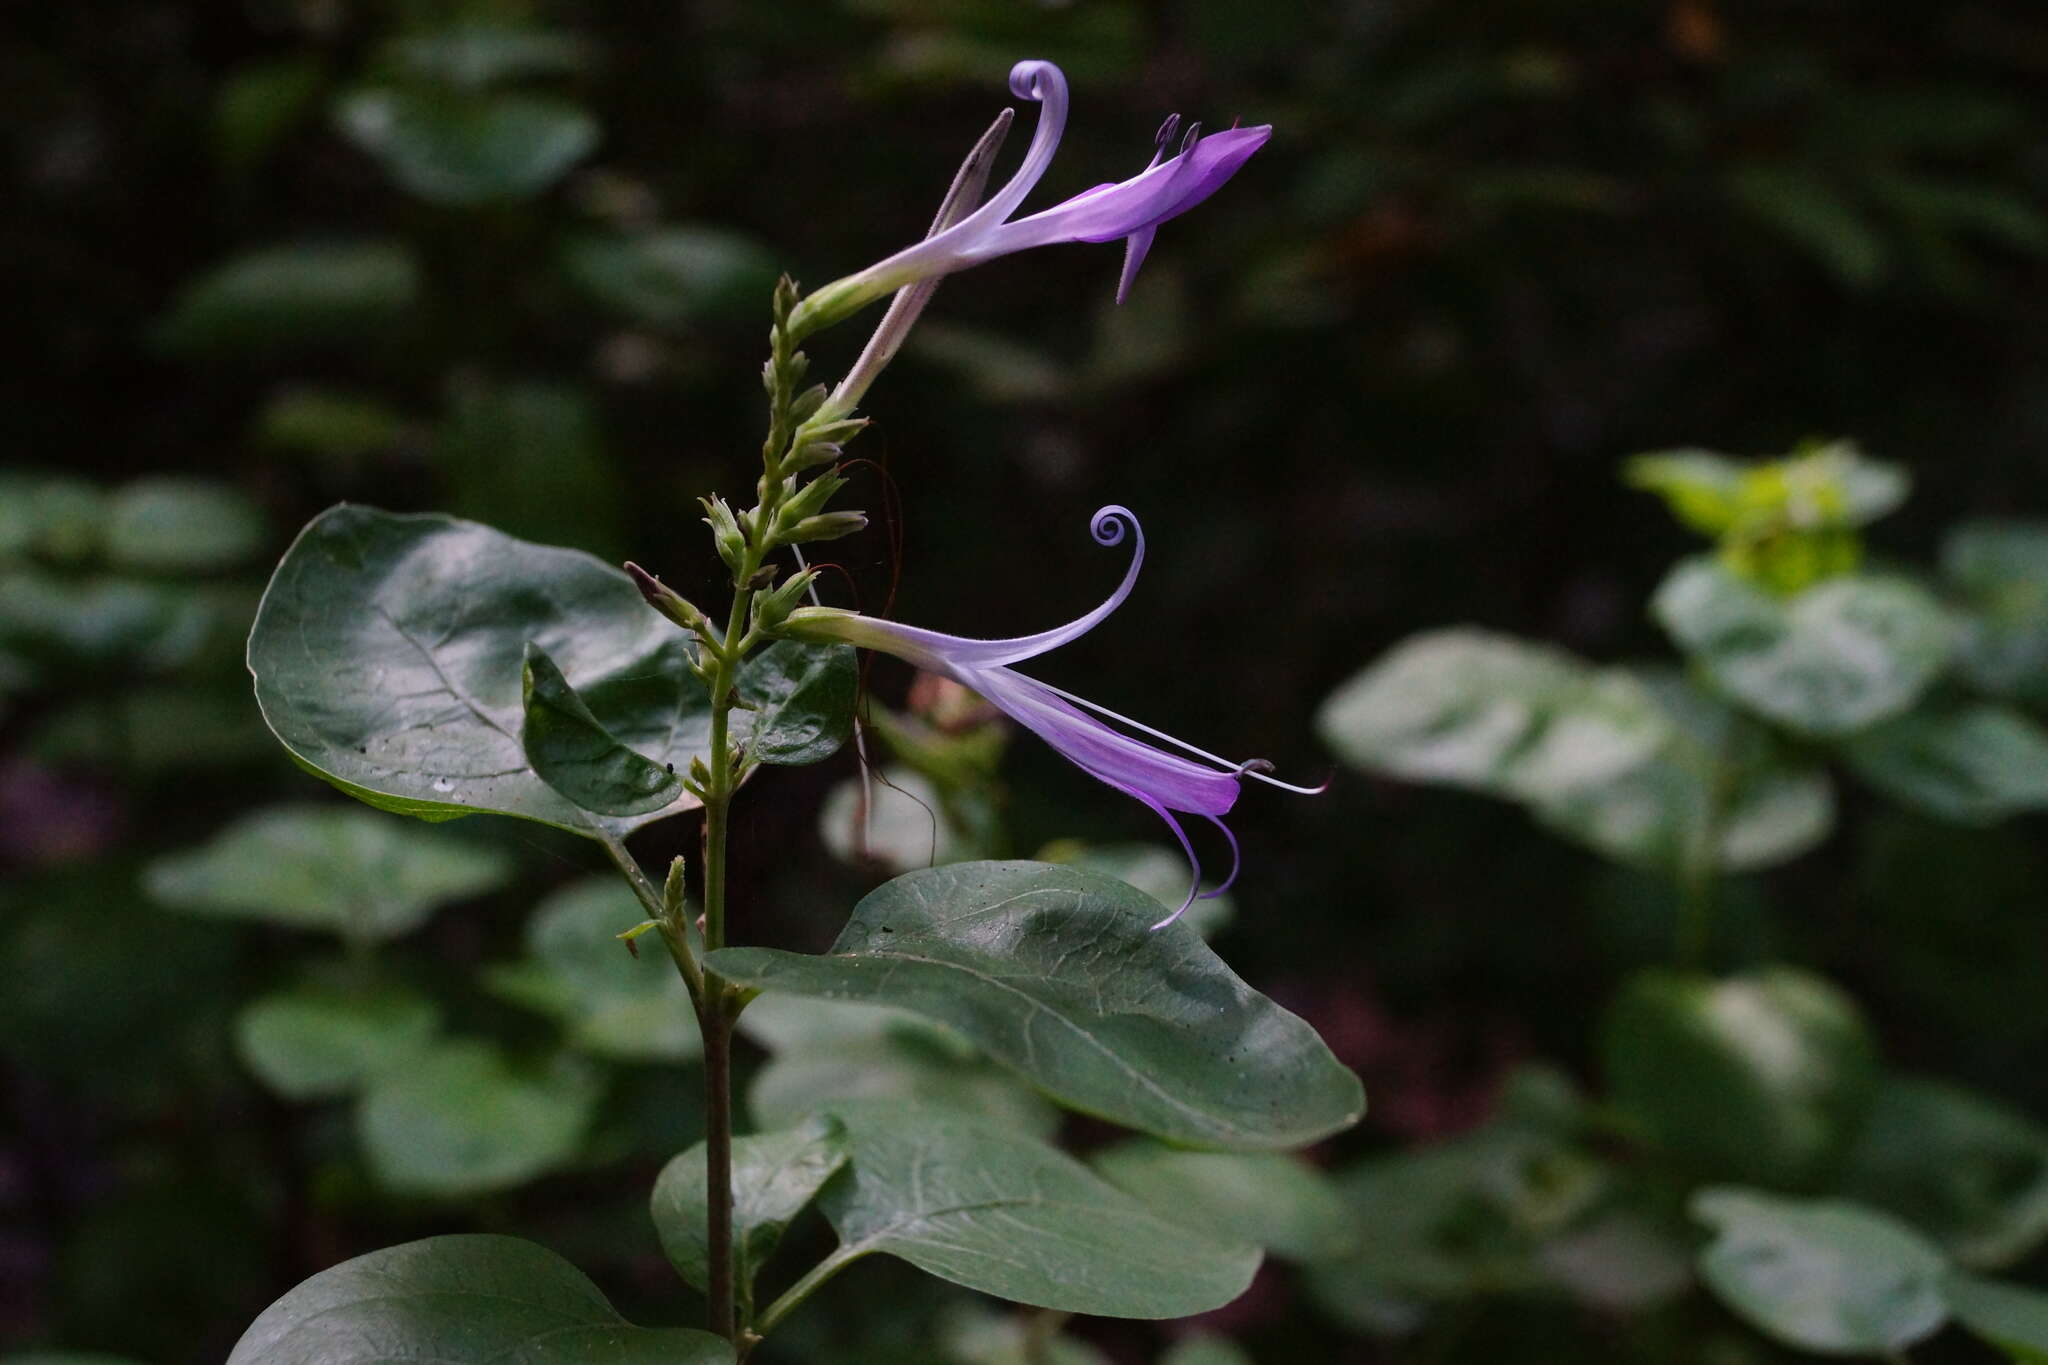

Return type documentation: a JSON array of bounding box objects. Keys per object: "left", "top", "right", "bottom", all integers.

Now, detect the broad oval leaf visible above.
[
  {"left": 1533, "top": 673, "right": 1834, "bottom": 873},
  {"left": 1691, "top": 1188, "right": 1948, "bottom": 1356},
  {"left": 488, "top": 877, "right": 699, "bottom": 1061},
  {"left": 522, "top": 642, "right": 681, "bottom": 816},
  {"left": 1601, "top": 967, "right": 1878, "bottom": 1189},
  {"left": 650, "top": 1116, "right": 847, "bottom": 1296},
  {"left": 818, "top": 1100, "right": 1260, "bottom": 1318},
  {"left": 235, "top": 981, "right": 440, "bottom": 1100},
  {"left": 1944, "top": 1274, "right": 2048, "bottom": 1364},
  {"left": 1090, "top": 1140, "right": 1356, "bottom": 1261},
  {"left": 1652, "top": 557, "right": 1950, "bottom": 737},
  {"left": 226, "top": 1234, "right": 733, "bottom": 1364},
  {"left": 1844, "top": 704, "right": 2048, "bottom": 825},
  {"left": 708, "top": 861, "right": 1364, "bottom": 1151},
  {"left": 146, "top": 804, "right": 509, "bottom": 940},
  {"left": 250, "top": 506, "right": 853, "bottom": 837},
  {"left": 103, "top": 477, "right": 266, "bottom": 575},
  {"left": 335, "top": 89, "right": 598, "bottom": 205},
  {"left": 356, "top": 1040, "right": 598, "bottom": 1197},
  {"left": 155, "top": 242, "right": 419, "bottom": 355},
  {"left": 1945, "top": 521, "right": 2048, "bottom": 707},
  {"left": 1317, "top": 629, "right": 1669, "bottom": 803},
  {"left": 561, "top": 228, "right": 780, "bottom": 330},
  {"left": 1843, "top": 1076, "right": 2048, "bottom": 1270}
]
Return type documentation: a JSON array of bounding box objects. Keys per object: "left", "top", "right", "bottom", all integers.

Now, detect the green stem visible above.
[
  {"left": 754, "top": 1244, "right": 865, "bottom": 1339},
  {"left": 699, "top": 998, "right": 737, "bottom": 1341}
]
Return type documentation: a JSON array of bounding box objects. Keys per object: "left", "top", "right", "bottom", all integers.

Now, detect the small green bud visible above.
[
  {"left": 687, "top": 755, "right": 713, "bottom": 788},
  {"left": 773, "top": 472, "right": 848, "bottom": 533},
  {"left": 662, "top": 855, "right": 687, "bottom": 916},
  {"left": 744, "top": 563, "right": 781, "bottom": 590},
  {"left": 781, "top": 510, "right": 868, "bottom": 544},
  {"left": 700, "top": 496, "right": 746, "bottom": 571},
  {"left": 785, "top": 441, "right": 842, "bottom": 474},
  {"left": 772, "top": 274, "right": 800, "bottom": 324},
  {"left": 789, "top": 384, "right": 829, "bottom": 424},
  {"left": 751, "top": 568, "right": 820, "bottom": 635}
]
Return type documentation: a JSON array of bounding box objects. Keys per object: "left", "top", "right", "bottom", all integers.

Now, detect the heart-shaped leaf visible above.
[
  {"left": 226, "top": 1234, "right": 733, "bottom": 1363},
  {"left": 708, "top": 862, "right": 1363, "bottom": 1151},
  {"left": 561, "top": 229, "right": 779, "bottom": 330},
  {"left": 1652, "top": 557, "right": 1950, "bottom": 736},
  {"left": 1691, "top": 1188, "right": 1948, "bottom": 1356},
  {"left": 248, "top": 506, "right": 854, "bottom": 838},
  {"left": 522, "top": 643, "right": 682, "bottom": 816},
  {"left": 814, "top": 1100, "right": 1259, "bottom": 1318},
  {"left": 146, "top": 804, "right": 510, "bottom": 940},
  {"left": 155, "top": 242, "right": 419, "bottom": 356},
  {"left": 650, "top": 1116, "right": 847, "bottom": 1299}
]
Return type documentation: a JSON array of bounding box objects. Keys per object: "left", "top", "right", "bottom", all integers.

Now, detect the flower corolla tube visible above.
[
  {"left": 778, "top": 507, "right": 1322, "bottom": 928},
  {"left": 796, "top": 60, "right": 1271, "bottom": 331}
]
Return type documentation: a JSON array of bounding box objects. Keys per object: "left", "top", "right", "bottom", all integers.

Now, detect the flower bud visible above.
[
  {"left": 624, "top": 562, "right": 714, "bottom": 638},
  {"left": 699, "top": 496, "right": 746, "bottom": 571},
  {"left": 750, "top": 568, "right": 821, "bottom": 635},
  {"left": 780, "top": 511, "right": 868, "bottom": 544},
  {"left": 662, "top": 855, "right": 687, "bottom": 916},
  {"left": 789, "top": 384, "right": 830, "bottom": 425},
  {"left": 773, "top": 472, "right": 848, "bottom": 534},
  {"left": 787, "top": 417, "right": 868, "bottom": 471}
]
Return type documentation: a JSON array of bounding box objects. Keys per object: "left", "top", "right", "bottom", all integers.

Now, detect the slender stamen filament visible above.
[{"left": 1026, "top": 676, "right": 1331, "bottom": 794}]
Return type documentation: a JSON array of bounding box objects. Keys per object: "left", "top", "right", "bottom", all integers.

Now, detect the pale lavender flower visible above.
[
  {"left": 795, "top": 61, "right": 1272, "bottom": 335},
  {"left": 778, "top": 506, "right": 1320, "bottom": 927}
]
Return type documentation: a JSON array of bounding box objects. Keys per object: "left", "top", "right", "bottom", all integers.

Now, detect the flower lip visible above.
[{"left": 778, "top": 504, "right": 1319, "bottom": 928}]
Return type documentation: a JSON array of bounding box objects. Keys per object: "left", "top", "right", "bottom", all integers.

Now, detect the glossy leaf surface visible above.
[
  {"left": 709, "top": 862, "right": 1363, "bottom": 1150},
  {"left": 817, "top": 1100, "right": 1260, "bottom": 1318},
  {"left": 226, "top": 1235, "right": 733, "bottom": 1363}
]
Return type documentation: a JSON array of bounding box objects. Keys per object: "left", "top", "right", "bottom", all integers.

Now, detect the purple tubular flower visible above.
[
  {"left": 778, "top": 507, "right": 1319, "bottom": 928},
  {"left": 796, "top": 61, "right": 1272, "bottom": 328}
]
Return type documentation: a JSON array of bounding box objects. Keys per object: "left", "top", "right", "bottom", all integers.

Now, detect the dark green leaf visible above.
[
  {"left": 390, "top": 24, "right": 587, "bottom": 88},
  {"left": 1602, "top": 968, "right": 1879, "bottom": 1188},
  {"left": 708, "top": 862, "right": 1363, "bottom": 1151},
  {"left": 356, "top": 1041, "right": 598, "bottom": 1197},
  {"left": 249, "top": 506, "right": 714, "bottom": 838},
  {"left": 146, "top": 805, "right": 509, "bottom": 939},
  {"left": 1729, "top": 163, "right": 1888, "bottom": 288},
  {"left": 491, "top": 877, "right": 699, "bottom": 1061},
  {"left": 1844, "top": 1076, "right": 2048, "bottom": 1269},
  {"left": 103, "top": 477, "right": 266, "bottom": 575},
  {"left": 155, "top": 242, "right": 418, "bottom": 355},
  {"left": 739, "top": 995, "right": 1059, "bottom": 1138},
  {"left": 1691, "top": 1188, "right": 1948, "bottom": 1355},
  {"left": 335, "top": 90, "right": 598, "bottom": 205},
  {"left": 816, "top": 1100, "right": 1260, "bottom": 1317},
  {"left": 1944, "top": 1274, "right": 2048, "bottom": 1364},
  {"left": 740, "top": 639, "right": 857, "bottom": 765},
  {"left": 1317, "top": 630, "right": 1668, "bottom": 802},
  {"left": 1843, "top": 704, "right": 2048, "bottom": 825},
  {"left": 0, "top": 473, "right": 106, "bottom": 565},
  {"left": 1945, "top": 521, "right": 2048, "bottom": 707},
  {"left": 650, "top": 1116, "right": 846, "bottom": 1298},
  {"left": 225, "top": 1235, "right": 733, "bottom": 1363},
  {"left": 1159, "top": 1336, "right": 1255, "bottom": 1365},
  {"left": 1090, "top": 1141, "right": 1356, "bottom": 1261},
  {"left": 235, "top": 981, "right": 439, "bottom": 1100},
  {"left": 0, "top": 571, "right": 228, "bottom": 678},
  {"left": 562, "top": 229, "right": 780, "bottom": 330},
  {"left": 1652, "top": 557, "right": 1951, "bottom": 736},
  {"left": 523, "top": 643, "right": 682, "bottom": 816}
]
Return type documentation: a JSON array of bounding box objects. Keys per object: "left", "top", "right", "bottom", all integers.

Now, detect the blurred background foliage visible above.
[{"left": 4, "top": 0, "right": 2048, "bottom": 1361}]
